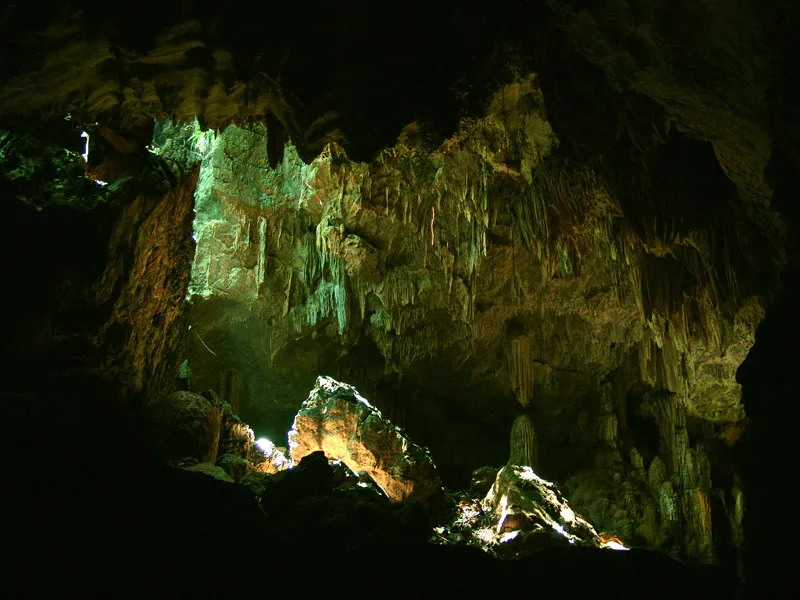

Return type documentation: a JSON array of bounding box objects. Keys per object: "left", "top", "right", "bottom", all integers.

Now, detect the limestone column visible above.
[{"left": 507, "top": 335, "right": 539, "bottom": 470}]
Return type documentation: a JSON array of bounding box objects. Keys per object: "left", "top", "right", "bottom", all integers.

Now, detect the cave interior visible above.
[{"left": 2, "top": 0, "right": 799, "bottom": 597}]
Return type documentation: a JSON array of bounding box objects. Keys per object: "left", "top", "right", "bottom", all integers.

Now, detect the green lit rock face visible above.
[{"left": 182, "top": 74, "right": 774, "bottom": 563}]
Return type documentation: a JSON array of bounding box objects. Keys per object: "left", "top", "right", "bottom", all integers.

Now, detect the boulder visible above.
[
  {"left": 217, "top": 454, "right": 249, "bottom": 481},
  {"left": 470, "top": 466, "right": 500, "bottom": 496},
  {"left": 143, "top": 390, "right": 222, "bottom": 463},
  {"left": 243, "top": 451, "right": 333, "bottom": 502},
  {"left": 288, "top": 376, "right": 443, "bottom": 503}
]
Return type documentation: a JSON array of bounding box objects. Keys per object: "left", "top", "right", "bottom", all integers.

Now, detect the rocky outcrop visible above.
[
  {"left": 0, "top": 126, "right": 197, "bottom": 408},
  {"left": 140, "top": 388, "right": 290, "bottom": 479},
  {"left": 181, "top": 461, "right": 234, "bottom": 483},
  {"left": 484, "top": 465, "right": 605, "bottom": 550},
  {"left": 91, "top": 156, "right": 198, "bottom": 404},
  {"left": 434, "top": 464, "right": 629, "bottom": 559},
  {"left": 288, "top": 376, "right": 443, "bottom": 503}
]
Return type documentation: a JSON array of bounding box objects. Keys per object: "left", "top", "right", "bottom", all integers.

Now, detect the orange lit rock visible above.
[
  {"left": 288, "top": 376, "right": 443, "bottom": 503},
  {"left": 218, "top": 403, "right": 289, "bottom": 475}
]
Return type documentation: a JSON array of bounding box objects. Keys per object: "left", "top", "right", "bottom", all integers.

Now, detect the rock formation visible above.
[
  {"left": 2, "top": 2, "right": 798, "bottom": 593},
  {"left": 508, "top": 414, "right": 539, "bottom": 471},
  {"left": 171, "top": 85, "right": 769, "bottom": 562},
  {"left": 434, "top": 464, "right": 633, "bottom": 559},
  {"left": 142, "top": 390, "right": 223, "bottom": 464},
  {"left": 288, "top": 376, "right": 443, "bottom": 503},
  {"left": 484, "top": 465, "right": 605, "bottom": 548}
]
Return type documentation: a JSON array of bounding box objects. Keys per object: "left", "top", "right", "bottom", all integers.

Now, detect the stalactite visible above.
[
  {"left": 597, "top": 412, "right": 619, "bottom": 446},
  {"left": 331, "top": 258, "right": 349, "bottom": 334},
  {"left": 648, "top": 392, "right": 688, "bottom": 475},
  {"left": 282, "top": 268, "right": 292, "bottom": 317},
  {"left": 508, "top": 336, "right": 532, "bottom": 407},
  {"left": 649, "top": 456, "right": 667, "bottom": 493},
  {"left": 256, "top": 216, "right": 267, "bottom": 296},
  {"left": 177, "top": 101, "right": 765, "bottom": 567}
]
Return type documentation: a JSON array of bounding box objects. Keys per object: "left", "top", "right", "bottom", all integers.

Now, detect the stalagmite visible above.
[
  {"left": 508, "top": 414, "right": 539, "bottom": 470},
  {"left": 683, "top": 489, "right": 715, "bottom": 564}
]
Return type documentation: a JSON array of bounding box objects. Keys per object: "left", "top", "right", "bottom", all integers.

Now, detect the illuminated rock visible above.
[
  {"left": 288, "top": 376, "right": 443, "bottom": 503},
  {"left": 250, "top": 437, "right": 290, "bottom": 474},
  {"left": 483, "top": 465, "right": 606, "bottom": 549},
  {"left": 433, "top": 465, "right": 628, "bottom": 557},
  {"left": 217, "top": 403, "right": 290, "bottom": 476}
]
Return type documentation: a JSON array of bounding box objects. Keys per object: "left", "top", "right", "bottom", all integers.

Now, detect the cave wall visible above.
[
  {"left": 93, "top": 171, "right": 197, "bottom": 403},
  {"left": 179, "top": 74, "right": 776, "bottom": 564},
  {"left": 0, "top": 130, "right": 197, "bottom": 462}
]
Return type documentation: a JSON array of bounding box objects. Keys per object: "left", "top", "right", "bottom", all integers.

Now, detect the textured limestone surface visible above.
[
  {"left": 176, "top": 73, "right": 774, "bottom": 562},
  {"left": 484, "top": 465, "right": 604, "bottom": 548},
  {"left": 288, "top": 376, "right": 443, "bottom": 503}
]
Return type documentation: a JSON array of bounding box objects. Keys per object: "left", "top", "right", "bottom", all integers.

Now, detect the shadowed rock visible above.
[{"left": 143, "top": 390, "right": 223, "bottom": 463}]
